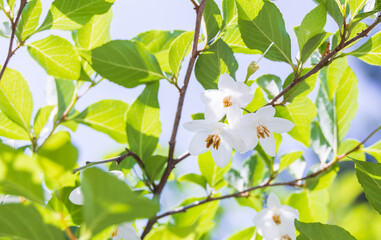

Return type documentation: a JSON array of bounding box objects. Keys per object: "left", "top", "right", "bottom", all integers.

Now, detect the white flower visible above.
[
  {"left": 201, "top": 73, "right": 252, "bottom": 125},
  {"left": 237, "top": 106, "right": 294, "bottom": 156},
  {"left": 183, "top": 119, "right": 245, "bottom": 167},
  {"left": 112, "top": 222, "right": 140, "bottom": 240},
  {"left": 254, "top": 193, "right": 299, "bottom": 240},
  {"left": 69, "top": 170, "right": 124, "bottom": 205}
]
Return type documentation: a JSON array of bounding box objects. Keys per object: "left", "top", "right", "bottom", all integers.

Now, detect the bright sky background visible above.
[{"left": 0, "top": 0, "right": 381, "bottom": 238}]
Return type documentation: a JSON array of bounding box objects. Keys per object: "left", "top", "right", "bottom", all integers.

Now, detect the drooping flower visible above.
[
  {"left": 183, "top": 119, "right": 245, "bottom": 167},
  {"left": 201, "top": 73, "right": 252, "bottom": 125},
  {"left": 237, "top": 106, "right": 294, "bottom": 156},
  {"left": 254, "top": 193, "right": 299, "bottom": 240}
]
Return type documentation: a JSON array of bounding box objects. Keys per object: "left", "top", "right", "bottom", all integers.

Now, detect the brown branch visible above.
[
  {"left": 173, "top": 152, "right": 191, "bottom": 165},
  {"left": 140, "top": 1, "right": 207, "bottom": 238},
  {"left": 72, "top": 152, "right": 130, "bottom": 174},
  {"left": 0, "top": 0, "right": 27, "bottom": 81},
  {"left": 267, "top": 14, "right": 381, "bottom": 107},
  {"left": 150, "top": 126, "right": 380, "bottom": 222}
]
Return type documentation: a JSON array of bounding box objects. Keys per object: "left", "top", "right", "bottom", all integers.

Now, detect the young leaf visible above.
[
  {"left": 126, "top": 82, "right": 161, "bottom": 161},
  {"left": 283, "top": 68, "right": 319, "bottom": 103},
  {"left": 55, "top": 79, "right": 75, "bottom": 122},
  {"left": 319, "top": 57, "right": 347, "bottom": 100},
  {"left": 39, "top": 0, "right": 115, "bottom": 31},
  {"left": 178, "top": 173, "right": 208, "bottom": 189},
  {"left": 227, "top": 227, "right": 260, "bottom": 240},
  {"left": 338, "top": 139, "right": 366, "bottom": 161},
  {"left": 256, "top": 74, "right": 282, "bottom": 99},
  {"left": 355, "top": 160, "right": 381, "bottom": 214},
  {"left": 198, "top": 151, "right": 231, "bottom": 188},
  {"left": 91, "top": 40, "right": 165, "bottom": 88},
  {"left": 235, "top": 0, "right": 292, "bottom": 64},
  {"left": 73, "top": 100, "right": 129, "bottom": 144},
  {"left": 362, "top": 140, "right": 381, "bottom": 162},
  {"left": 0, "top": 204, "right": 65, "bottom": 240},
  {"left": 133, "top": 30, "right": 184, "bottom": 73},
  {"left": 199, "top": 0, "right": 222, "bottom": 42},
  {"left": 33, "top": 105, "right": 54, "bottom": 139},
  {"left": 349, "top": 0, "right": 368, "bottom": 19},
  {"left": 306, "top": 164, "right": 339, "bottom": 190},
  {"left": 168, "top": 31, "right": 194, "bottom": 78},
  {"left": 0, "top": 67, "right": 33, "bottom": 131},
  {"left": 27, "top": 35, "right": 81, "bottom": 80},
  {"left": 245, "top": 88, "right": 267, "bottom": 113},
  {"left": 295, "top": 220, "right": 356, "bottom": 240},
  {"left": 314, "top": 0, "right": 344, "bottom": 27},
  {"left": 222, "top": 26, "right": 260, "bottom": 54},
  {"left": 279, "top": 151, "right": 303, "bottom": 172},
  {"left": 16, "top": 0, "right": 42, "bottom": 41},
  {"left": 349, "top": 31, "right": 381, "bottom": 66},
  {"left": 195, "top": 39, "right": 238, "bottom": 89},
  {"left": 0, "top": 112, "right": 30, "bottom": 140},
  {"left": 82, "top": 167, "right": 159, "bottom": 237}
]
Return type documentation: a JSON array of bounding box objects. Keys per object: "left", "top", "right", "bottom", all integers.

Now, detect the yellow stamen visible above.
[
  {"left": 223, "top": 96, "right": 233, "bottom": 108},
  {"left": 205, "top": 134, "right": 221, "bottom": 150},
  {"left": 257, "top": 124, "right": 271, "bottom": 139},
  {"left": 272, "top": 214, "right": 281, "bottom": 225}
]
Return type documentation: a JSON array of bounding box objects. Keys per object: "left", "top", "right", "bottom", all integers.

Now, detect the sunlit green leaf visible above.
[
  {"left": 283, "top": 68, "right": 319, "bottom": 103},
  {"left": 198, "top": 151, "right": 231, "bottom": 188},
  {"left": 362, "top": 140, "right": 381, "bottom": 162},
  {"left": 0, "top": 112, "right": 29, "bottom": 140},
  {"left": 349, "top": 0, "right": 368, "bottom": 19},
  {"left": 54, "top": 79, "right": 75, "bottom": 123},
  {"left": 295, "top": 220, "right": 356, "bottom": 240},
  {"left": 227, "top": 227, "right": 261, "bottom": 240},
  {"left": 33, "top": 105, "right": 54, "bottom": 139},
  {"left": 168, "top": 31, "right": 194, "bottom": 78},
  {"left": 311, "top": 122, "right": 332, "bottom": 163},
  {"left": 178, "top": 173, "right": 207, "bottom": 189},
  {"left": 145, "top": 155, "right": 166, "bottom": 181},
  {"left": 16, "top": 0, "right": 42, "bottom": 41},
  {"left": 279, "top": 151, "right": 303, "bottom": 172},
  {"left": 245, "top": 88, "right": 267, "bottom": 113},
  {"left": 306, "top": 164, "right": 339, "bottom": 190},
  {"left": 199, "top": 0, "right": 222, "bottom": 42},
  {"left": 314, "top": 0, "right": 344, "bottom": 27},
  {"left": 349, "top": 31, "right": 381, "bottom": 66},
  {"left": 338, "top": 139, "right": 365, "bottom": 161},
  {"left": 301, "top": 32, "right": 331, "bottom": 63}
]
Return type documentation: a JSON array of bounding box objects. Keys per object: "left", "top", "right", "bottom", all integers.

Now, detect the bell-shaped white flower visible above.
[
  {"left": 183, "top": 119, "right": 245, "bottom": 168},
  {"left": 69, "top": 170, "right": 125, "bottom": 205},
  {"left": 201, "top": 73, "right": 252, "bottom": 125},
  {"left": 237, "top": 106, "right": 294, "bottom": 156},
  {"left": 254, "top": 193, "right": 299, "bottom": 240}
]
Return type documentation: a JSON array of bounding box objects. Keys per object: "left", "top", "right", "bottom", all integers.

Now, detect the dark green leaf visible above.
[
  {"left": 295, "top": 220, "right": 356, "bottom": 240},
  {"left": 199, "top": 0, "right": 222, "bottom": 42}
]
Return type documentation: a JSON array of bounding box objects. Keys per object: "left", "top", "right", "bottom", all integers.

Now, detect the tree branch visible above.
[
  {"left": 267, "top": 14, "right": 381, "bottom": 106},
  {"left": 140, "top": 1, "right": 207, "bottom": 238},
  {"left": 0, "top": 0, "right": 27, "bottom": 81}
]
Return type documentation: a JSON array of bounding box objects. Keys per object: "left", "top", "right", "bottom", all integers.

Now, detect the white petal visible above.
[
  {"left": 234, "top": 92, "right": 253, "bottom": 107},
  {"left": 183, "top": 120, "right": 214, "bottom": 132},
  {"left": 69, "top": 187, "right": 84, "bottom": 205},
  {"left": 221, "top": 127, "right": 245, "bottom": 153},
  {"left": 110, "top": 170, "right": 125, "bottom": 181},
  {"left": 259, "top": 134, "right": 276, "bottom": 157},
  {"left": 267, "top": 192, "right": 281, "bottom": 208},
  {"left": 189, "top": 131, "right": 209, "bottom": 155},
  {"left": 218, "top": 73, "right": 238, "bottom": 91},
  {"left": 204, "top": 104, "right": 226, "bottom": 122},
  {"left": 265, "top": 117, "right": 294, "bottom": 133},
  {"left": 113, "top": 222, "right": 140, "bottom": 240},
  {"left": 256, "top": 105, "right": 275, "bottom": 119},
  {"left": 280, "top": 205, "right": 299, "bottom": 220},
  {"left": 226, "top": 105, "right": 242, "bottom": 127},
  {"left": 210, "top": 141, "right": 232, "bottom": 167},
  {"left": 237, "top": 118, "right": 258, "bottom": 151}
]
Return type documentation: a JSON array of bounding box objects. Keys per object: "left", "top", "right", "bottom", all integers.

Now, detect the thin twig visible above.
[
  {"left": 0, "top": 0, "right": 27, "bottom": 81},
  {"left": 72, "top": 152, "right": 130, "bottom": 174},
  {"left": 173, "top": 152, "right": 191, "bottom": 165}
]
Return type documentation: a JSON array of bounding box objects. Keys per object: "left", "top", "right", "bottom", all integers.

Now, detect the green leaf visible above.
[
  {"left": 355, "top": 160, "right": 381, "bottom": 214},
  {"left": 349, "top": 31, "right": 381, "bottom": 66},
  {"left": 91, "top": 40, "right": 165, "bottom": 88},
  {"left": 0, "top": 112, "right": 30, "bottom": 140},
  {"left": 73, "top": 8, "right": 112, "bottom": 50},
  {"left": 126, "top": 82, "right": 161, "bottom": 161},
  {"left": 235, "top": 0, "right": 292, "bottom": 64},
  {"left": 306, "top": 164, "right": 339, "bottom": 190},
  {"left": 311, "top": 122, "right": 332, "bottom": 163},
  {"left": 178, "top": 173, "right": 207, "bottom": 189},
  {"left": 314, "top": 0, "right": 344, "bottom": 27},
  {"left": 319, "top": 57, "right": 347, "bottom": 100},
  {"left": 245, "top": 87, "right": 267, "bottom": 113},
  {"left": 0, "top": 67, "right": 33, "bottom": 131},
  {"left": 287, "top": 189, "right": 329, "bottom": 223},
  {"left": 349, "top": 0, "right": 368, "bottom": 18},
  {"left": 39, "top": 0, "right": 115, "bottom": 31},
  {"left": 133, "top": 30, "right": 184, "bottom": 73},
  {"left": 145, "top": 155, "right": 166, "bottom": 181},
  {"left": 0, "top": 143, "right": 44, "bottom": 203},
  {"left": 168, "top": 31, "right": 194, "bottom": 78},
  {"left": 256, "top": 74, "right": 282, "bottom": 99},
  {"left": 222, "top": 26, "right": 260, "bottom": 54},
  {"left": 200, "top": 0, "right": 222, "bottom": 42},
  {"left": 33, "top": 105, "right": 54, "bottom": 139},
  {"left": 301, "top": 31, "right": 331, "bottom": 63},
  {"left": 37, "top": 131, "right": 78, "bottom": 189},
  {"left": 296, "top": 4, "right": 327, "bottom": 53},
  {"left": 191, "top": 112, "right": 205, "bottom": 120},
  {"left": 283, "top": 68, "right": 319, "bottom": 103},
  {"left": 73, "top": 100, "right": 128, "bottom": 143},
  {"left": 338, "top": 139, "right": 365, "bottom": 161},
  {"left": 363, "top": 140, "right": 381, "bottom": 162},
  {"left": 0, "top": 204, "right": 65, "bottom": 240},
  {"left": 16, "top": 0, "right": 42, "bottom": 41},
  {"left": 82, "top": 167, "right": 159, "bottom": 237},
  {"left": 295, "top": 220, "right": 356, "bottom": 240},
  {"left": 28, "top": 35, "right": 81, "bottom": 80},
  {"left": 227, "top": 227, "right": 261, "bottom": 240},
  {"left": 275, "top": 98, "right": 316, "bottom": 146},
  {"left": 198, "top": 151, "right": 231, "bottom": 188},
  {"left": 55, "top": 79, "right": 75, "bottom": 122},
  {"left": 279, "top": 151, "right": 303, "bottom": 172},
  {"left": 195, "top": 39, "right": 238, "bottom": 89},
  {"left": 241, "top": 154, "right": 266, "bottom": 187}
]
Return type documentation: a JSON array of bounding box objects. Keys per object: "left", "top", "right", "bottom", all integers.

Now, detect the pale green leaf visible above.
[
  {"left": 195, "top": 39, "right": 238, "bottom": 89},
  {"left": 0, "top": 67, "right": 33, "bottom": 131},
  {"left": 55, "top": 79, "right": 75, "bottom": 122},
  {"left": 198, "top": 151, "right": 231, "bottom": 188},
  {"left": 295, "top": 220, "right": 356, "bottom": 240},
  {"left": 28, "top": 35, "right": 81, "bottom": 80},
  {"left": 91, "top": 40, "right": 165, "bottom": 88},
  {"left": 222, "top": 25, "right": 260, "bottom": 54},
  {"left": 283, "top": 68, "right": 319, "bottom": 103},
  {"left": 126, "top": 82, "right": 161, "bottom": 161},
  {"left": 16, "top": 0, "right": 42, "bottom": 41},
  {"left": 227, "top": 227, "right": 261, "bottom": 240},
  {"left": 74, "top": 100, "right": 128, "bottom": 143},
  {"left": 349, "top": 0, "right": 368, "bottom": 18},
  {"left": 338, "top": 139, "right": 365, "bottom": 161},
  {"left": 0, "top": 112, "right": 30, "bottom": 140},
  {"left": 178, "top": 173, "right": 207, "bottom": 189},
  {"left": 279, "top": 151, "right": 303, "bottom": 172},
  {"left": 319, "top": 57, "right": 347, "bottom": 100},
  {"left": 363, "top": 140, "right": 381, "bottom": 162},
  {"left": 169, "top": 31, "right": 194, "bottom": 78},
  {"left": 245, "top": 88, "right": 267, "bottom": 113},
  {"left": 306, "top": 164, "right": 339, "bottom": 190},
  {"left": 236, "top": 0, "right": 292, "bottom": 64},
  {"left": 39, "top": 0, "right": 115, "bottom": 31},
  {"left": 349, "top": 31, "right": 381, "bottom": 66},
  {"left": 33, "top": 105, "right": 54, "bottom": 139}
]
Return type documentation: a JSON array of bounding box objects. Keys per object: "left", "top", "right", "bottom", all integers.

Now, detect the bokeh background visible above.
[{"left": 1, "top": 0, "right": 381, "bottom": 239}]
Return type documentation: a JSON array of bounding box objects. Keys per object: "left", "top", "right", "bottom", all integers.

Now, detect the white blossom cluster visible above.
[{"left": 184, "top": 74, "right": 295, "bottom": 167}]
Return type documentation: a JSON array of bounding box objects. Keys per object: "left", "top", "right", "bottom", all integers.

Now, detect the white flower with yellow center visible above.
[
  {"left": 201, "top": 73, "right": 252, "bottom": 125},
  {"left": 254, "top": 193, "right": 299, "bottom": 240},
  {"left": 183, "top": 120, "right": 245, "bottom": 167},
  {"left": 237, "top": 106, "right": 294, "bottom": 156}
]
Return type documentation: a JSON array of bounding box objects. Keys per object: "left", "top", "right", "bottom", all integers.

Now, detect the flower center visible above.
[
  {"left": 256, "top": 124, "right": 270, "bottom": 139},
  {"left": 223, "top": 96, "right": 233, "bottom": 108},
  {"left": 205, "top": 134, "right": 221, "bottom": 150},
  {"left": 272, "top": 213, "right": 281, "bottom": 225},
  {"left": 280, "top": 235, "right": 291, "bottom": 240}
]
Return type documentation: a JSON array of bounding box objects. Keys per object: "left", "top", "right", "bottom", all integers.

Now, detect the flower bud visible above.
[{"left": 245, "top": 61, "right": 259, "bottom": 83}]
